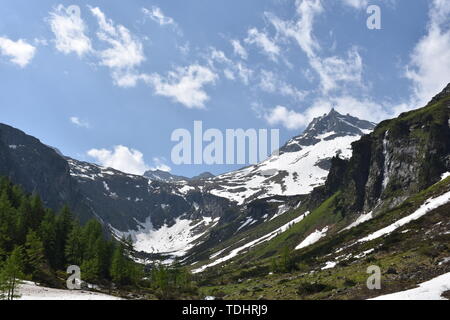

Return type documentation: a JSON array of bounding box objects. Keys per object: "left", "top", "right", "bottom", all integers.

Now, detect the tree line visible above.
[{"left": 0, "top": 177, "right": 142, "bottom": 299}]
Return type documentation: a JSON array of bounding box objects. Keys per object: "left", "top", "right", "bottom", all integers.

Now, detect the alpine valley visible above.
[{"left": 1, "top": 84, "right": 450, "bottom": 300}]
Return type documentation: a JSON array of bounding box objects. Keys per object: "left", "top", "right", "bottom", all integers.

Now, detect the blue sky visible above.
[{"left": 0, "top": 0, "right": 449, "bottom": 177}]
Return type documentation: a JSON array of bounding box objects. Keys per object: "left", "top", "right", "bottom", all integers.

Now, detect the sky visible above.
[{"left": 0, "top": 0, "right": 449, "bottom": 177}]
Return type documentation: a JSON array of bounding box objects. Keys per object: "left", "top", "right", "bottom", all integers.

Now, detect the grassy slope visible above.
[{"left": 196, "top": 173, "right": 450, "bottom": 300}]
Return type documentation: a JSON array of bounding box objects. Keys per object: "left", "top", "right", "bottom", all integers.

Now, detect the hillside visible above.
[{"left": 189, "top": 84, "right": 450, "bottom": 300}]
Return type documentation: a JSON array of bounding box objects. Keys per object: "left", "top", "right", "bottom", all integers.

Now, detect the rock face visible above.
[
  {"left": 317, "top": 83, "right": 450, "bottom": 217},
  {"left": 0, "top": 124, "right": 233, "bottom": 234},
  {"left": 0, "top": 124, "right": 92, "bottom": 221},
  {"left": 280, "top": 108, "right": 375, "bottom": 153}
]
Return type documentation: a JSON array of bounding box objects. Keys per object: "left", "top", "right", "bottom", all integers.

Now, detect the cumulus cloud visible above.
[
  {"left": 265, "top": 105, "right": 308, "bottom": 130},
  {"left": 341, "top": 0, "right": 368, "bottom": 9},
  {"left": 150, "top": 157, "right": 172, "bottom": 172},
  {"left": 146, "top": 65, "right": 218, "bottom": 109},
  {"left": 310, "top": 47, "right": 363, "bottom": 92},
  {"left": 245, "top": 28, "right": 280, "bottom": 61},
  {"left": 142, "top": 6, "right": 181, "bottom": 35},
  {"left": 230, "top": 39, "right": 248, "bottom": 60},
  {"left": 90, "top": 6, "right": 146, "bottom": 87},
  {"left": 87, "top": 145, "right": 149, "bottom": 175},
  {"left": 259, "top": 70, "right": 307, "bottom": 101},
  {"left": 205, "top": 46, "right": 254, "bottom": 85},
  {"left": 0, "top": 37, "right": 36, "bottom": 67},
  {"left": 48, "top": 5, "right": 92, "bottom": 57},
  {"left": 267, "top": 0, "right": 363, "bottom": 93},
  {"left": 405, "top": 0, "right": 450, "bottom": 107},
  {"left": 69, "top": 116, "right": 90, "bottom": 128}
]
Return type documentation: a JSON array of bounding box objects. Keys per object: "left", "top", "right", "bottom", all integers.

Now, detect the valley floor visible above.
[
  {"left": 370, "top": 272, "right": 450, "bottom": 300},
  {"left": 17, "top": 281, "right": 122, "bottom": 300}
]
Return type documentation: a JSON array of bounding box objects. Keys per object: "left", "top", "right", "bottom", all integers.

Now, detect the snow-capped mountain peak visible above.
[
  {"left": 205, "top": 110, "right": 376, "bottom": 204},
  {"left": 280, "top": 108, "right": 376, "bottom": 154}
]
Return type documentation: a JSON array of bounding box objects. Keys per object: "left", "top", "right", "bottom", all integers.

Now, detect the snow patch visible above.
[
  {"left": 370, "top": 272, "right": 450, "bottom": 300},
  {"left": 295, "top": 226, "right": 329, "bottom": 250},
  {"left": 193, "top": 211, "right": 310, "bottom": 273},
  {"left": 115, "top": 216, "right": 219, "bottom": 257},
  {"left": 358, "top": 190, "right": 450, "bottom": 243},
  {"left": 343, "top": 211, "right": 373, "bottom": 231},
  {"left": 17, "top": 281, "right": 121, "bottom": 300},
  {"left": 440, "top": 172, "right": 450, "bottom": 181}
]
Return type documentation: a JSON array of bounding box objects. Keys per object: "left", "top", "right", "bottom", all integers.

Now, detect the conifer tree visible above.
[
  {"left": 0, "top": 246, "right": 25, "bottom": 300},
  {"left": 24, "top": 230, "right": 46, "bottom": 279}
]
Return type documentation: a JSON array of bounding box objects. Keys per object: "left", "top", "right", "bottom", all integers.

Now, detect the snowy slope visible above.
[
  {"left": 112, "top": 216, "right": 220, "bottom": 256},
  {"left": 370, "top": 272, "right": 450, "bottom": 300},
  {"left": 192, "top": 211, "right": 310, "bottom": 273},
  {"left": 17, "top": 281, "right": 122, "bottom": 300},
  {"left": 201, "top": 109, "right": 375, "bottom": 205}
]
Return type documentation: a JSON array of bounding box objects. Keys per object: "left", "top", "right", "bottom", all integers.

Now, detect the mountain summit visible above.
[
  {"left": 280, "top": 109, "right": 376, "bottom": 153},
  {"left": 205, "top": 109, "right": 376, "bottom": 204}
]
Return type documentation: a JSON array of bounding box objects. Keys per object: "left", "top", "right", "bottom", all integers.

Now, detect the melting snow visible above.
[
  {"left": 321, "top": 261, "right": 337, "bottom": 270},
  {"left": 295, "top": 226, "right": 329, "bottom": 250},
  {"left": 117, "top": 216, "right": 219, "bottom": 257},
  {"left": 237, "top": 217, "right": 257, "bottom": 232},
  {"left": 17, "top": 281, "right": 121, "bottom": 300},
  {"left": 370, "top": 272, "right": 450, "bottom": 300},
  {"left": 208, "top": 135, "right": 361, "bottom": 205},
  {"left": 193, "top": 211, "right": 310, "bottom": 273},
  {"left": 440, "top": 172, "right": 450, "bottom": 181},
  {"left": 342, "top": 211, "right": 373, "bottom": 231},
  {"left": 358, "top": 190, "right": 450, "bottom": 243}
]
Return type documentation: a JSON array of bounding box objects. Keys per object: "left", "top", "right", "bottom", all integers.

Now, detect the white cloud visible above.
[
  {"left": 48, "top": 5, "right": 92, "bottom": 57},
  {"left": 87, "top": 145, "right": 149, "bottom": 175},
  {"left": 304, "top": 96, "right": 389, "bottom": 123},
  {"left": 259, "top": 70, "right": 307, "bottom": 101},
  {"left": 267, "top": 0, "right": 363, "bottom": 93},
  {"left": 90, "top": 7, "right": 146, "bottom": 87},
  {"left": 0, "top": 37, "right": 36, "bottom": 67},
  {"left": 310, "top": 47, "right": 363, "bottom": 92},
  {"left": 341, "top": 0, "right": 368, "bottom": 9},
  {"left": 236, "top": 63, "right": 253, "bottom": 85},
  {"left": 150, "top": 157, "right": 172, "bottom": 172},
  {"left": 146, "top": 65, "right": 218, "bottom": 109},
  {"left": 265, "top": 105, "right": 308, "bottom": 130},
  {"left": 209, "top": 47, "right": 232, "bottom": 65},
  {"left": 267, "top": 0, "right": 323, "bottom": 58},
  {"left": 142, "top": 6, "right": 181, "bottom": 34},
  {"left": 405, "top": 0, "right": 450, "bottom": 107},
  {"left": 205, "top": 46, "right": 254, "bottom": 85},
  {"left": 230, "top": 39, "right": 248, "bottom": 60},
  {"left": 70, "top": 116, "right": 90, "bottom": 128},
  {"left": 223, "top": 68, "right": 236, "bottom": 80},
  {"left": 245, "top": 28, "right": 280, "bottom": 61}
]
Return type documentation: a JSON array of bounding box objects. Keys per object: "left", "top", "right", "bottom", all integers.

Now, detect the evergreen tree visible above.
[
  {"left": 65, "top": 222, "right": 84, "bottom": 266},
  {"left": 24, "top": 230, "right": 46, "bottom": 280},
  {"left": 0, "top": 246, "right": 25, "bottom": 300},
  {"left": 110, "top": 244, "right": 127, "bottom": 285}
]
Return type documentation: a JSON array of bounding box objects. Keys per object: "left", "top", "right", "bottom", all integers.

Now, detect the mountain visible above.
[
  {"left": 0, "top": 124, "right": 234, "bottom": 251},
  {"left": 188, "top": 83, "right": 450, "bottom": 300},
  {"left": 1, "top": 83, "right": 449, "bottom": 300},
  {"left": 144, "top": 169, "right": 188, "bottom": 182},
  {"left": 197, "top": 109, "right": 376, "bottom": 205},
  {"left": 0, "top": 123, "right": 92, "bottom": 222},
  {"left": 0, "top": 109, "right": 374, "bottom": 261},
  {"left": 143, "top": 169, "right": 214, "bottom": 183}
]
